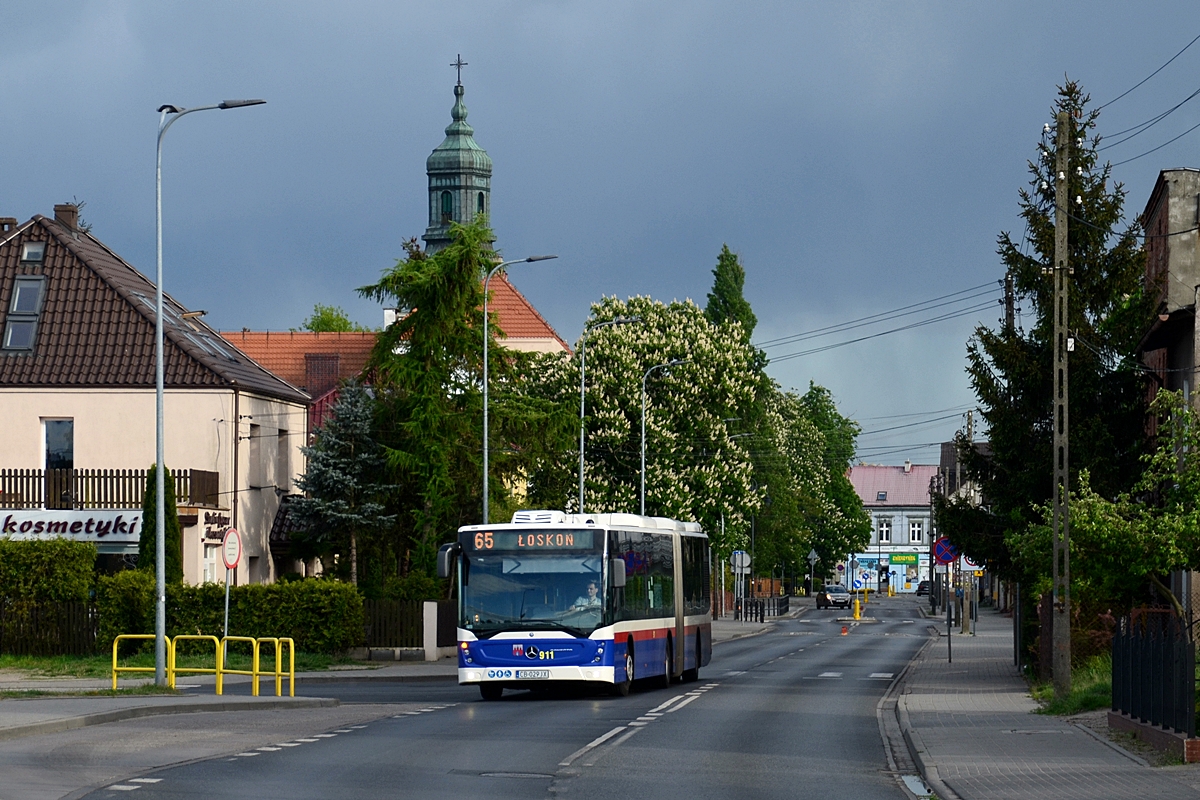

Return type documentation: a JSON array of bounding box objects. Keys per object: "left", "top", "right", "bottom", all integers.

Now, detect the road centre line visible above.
[
  {"left": 649, "top": 695, "right": 686, "bottom": 712},
  {"left": 667, "top": 694, "right": 702, "bottom": 713},
  {"left": 237, "top": 752, "right": 260, "bottom": 757},
  {"left": 559, "top": 725, "right": 628, "bottom": 766}
]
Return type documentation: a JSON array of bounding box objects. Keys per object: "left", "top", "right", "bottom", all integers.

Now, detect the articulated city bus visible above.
[{"left": 437, "top": 510, "right": 712, "bottom": 700}]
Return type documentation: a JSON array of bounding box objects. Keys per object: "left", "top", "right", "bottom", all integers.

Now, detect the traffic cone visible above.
[{"left": 841, "top": 625, "right": 848, "bottom": 636}]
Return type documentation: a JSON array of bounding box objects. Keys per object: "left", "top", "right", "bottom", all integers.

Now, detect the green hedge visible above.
[
  {"left": 96, "top": 572, "right": 364, "bottom": 654},
  {"left": 0, "top": 539, "right": 96, "bottom": 601}
]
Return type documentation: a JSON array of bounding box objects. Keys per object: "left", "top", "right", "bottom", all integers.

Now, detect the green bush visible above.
[
  {"left": 382, "top": 572, "right": 444, "bottom": 601},
  {"left": 96, "top": 574, "right": 363, "bottom": 654},
  {"left": 0, "top": 539, "right": 96, "bottom": 601}
]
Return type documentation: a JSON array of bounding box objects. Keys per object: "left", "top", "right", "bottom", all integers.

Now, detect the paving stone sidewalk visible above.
[{"left": 898, "top": 608, "right": 1200, "bottom": 800}]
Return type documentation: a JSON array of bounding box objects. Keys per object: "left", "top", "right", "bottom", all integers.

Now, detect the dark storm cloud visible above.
[{"left": 2, "top": 1, "right": 1196, "bottom": 462}]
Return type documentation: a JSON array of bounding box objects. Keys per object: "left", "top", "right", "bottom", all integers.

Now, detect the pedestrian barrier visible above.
[
  {"left": 1111, "top": 611, "right": 1195, "bottom": 736},
  {"left": 257, "top": 637, "right": 296, "bottom": 697},
  {"left": 111, "top": 633, "right": 169, "bottom": 690},
  {"left": 167, "top": 635, "right": 223, "bottom": 693},
  {"left": 110, "top": 634, "right": 296, "bottom": 697}
]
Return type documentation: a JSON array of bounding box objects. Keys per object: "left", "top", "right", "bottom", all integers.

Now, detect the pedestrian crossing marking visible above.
[{"left": 818, "top": 671, "right": 842, "bottom": 678}]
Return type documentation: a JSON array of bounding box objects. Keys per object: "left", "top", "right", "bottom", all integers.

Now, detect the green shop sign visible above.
[{"left": 888, "top": 553, "right": 919, "bottom": 565}]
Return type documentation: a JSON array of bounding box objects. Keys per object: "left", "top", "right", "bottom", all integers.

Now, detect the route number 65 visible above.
[{"left": 474, "top": 532, "right": 494, "bottom": 550}]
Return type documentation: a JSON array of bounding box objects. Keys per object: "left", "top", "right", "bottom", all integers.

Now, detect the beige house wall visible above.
[{"left": 0, "top": 387, "right": 307, "bottom": 586}]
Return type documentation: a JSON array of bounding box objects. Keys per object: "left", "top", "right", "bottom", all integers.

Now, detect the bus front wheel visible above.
[
  {"left": 616, "top": 644, "right": 634, "bottom": 696},
  {"left": 659, "top": 639, "right": 672, "bottom": 689},
  {"left": 480, "top": 683, "right": 503, "bottom": 701}
]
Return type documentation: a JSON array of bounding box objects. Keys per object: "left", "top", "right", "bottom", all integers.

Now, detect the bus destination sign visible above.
[{"left": 469, "top": 530, "right": 595, "bottom": 552}]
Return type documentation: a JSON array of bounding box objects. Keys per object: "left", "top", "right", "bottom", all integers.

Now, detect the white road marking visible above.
[
  {"left": 869, "top": 672, "right": 894, "bottom": 679},
  {"left": 818, "top": 672, "right": 843, "bottom": 678},
  {"left": 558, "top": 725, "right": 627, "bottom": 766},
  {"left": 666, "top": 694, "right": 702, "bottom": 713},
  {"left": 645, "top": 712, "right": 664, "bottom": 717},
  {"left": 313, "top": 733, "right": 337, "bottom": 738},
  {"left": 108, "top": 786, "right": 140, "bottom": 792},
  {"left": 649, "top": 695, "right": 686, "bottom": 712},
  {"left": 635, "top": 716, "right": 657, "bottom": 722},
  {"left": 628, "top": 721, "right": 649, "bottom": 726},
  {"left": 294, "top": 738, "right": 319, "bottom": 742},
  {"left": 333, "top": 729, "right": 353, "bottom": 733},
  {"left": 236, "top": 752, "right": 260, "bottom": 757},
  {"left": 256, "top": 747, "right": 282, "bottom": 752},
  {"left": 128, "top": 779, "right": 162, "bottom": 784},
  {"left": 275, "top": 742, "right": 303, "bottom": 747},
  {"left": 350, "top": 725, "right": 367, "bottom": 729}
]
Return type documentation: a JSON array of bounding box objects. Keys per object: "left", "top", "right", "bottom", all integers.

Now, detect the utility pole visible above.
[
  {"left": 1004, "top": 271, "right": 1015, "bottom": 334},
  {"left": 1050, "top": 110, "right": 1072, "bottom": 700}
]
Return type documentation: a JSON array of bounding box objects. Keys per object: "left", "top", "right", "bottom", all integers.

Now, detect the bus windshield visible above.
[{"left": 458, "top": 529, "right": 604, "bottom": 637}]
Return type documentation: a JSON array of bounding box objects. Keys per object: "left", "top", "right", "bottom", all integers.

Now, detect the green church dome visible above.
[{"left": 427, "top": 84, "right": 493, "bottom": 175}]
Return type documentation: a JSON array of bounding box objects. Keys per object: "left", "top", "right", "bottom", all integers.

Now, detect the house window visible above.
[
  {"left": 3, "top": 276, "right": 46, "bottom": 350},
  {"left": 876, "top": 491, "right": 887, "bottom": 501},
  {"left": 877, "top": 520, "right": 891, "bottom": 543},
  {"left": 203, "top": 544, "right": 220, "bottom": 583},
  {"left": 276, "top": 429, "right": 290, "bottom": 491},
  {"left": 44, "top": 419, "right": 74, "bottom": 471},
  {"left": 248, "top": 423, "right": 263, "bottom": 488},
  {"left": 477, "top": 192, "right": 485, "bottom": 215},
  {"left": 440, "top": 191, "right": 453, "bottom": 221},
  {"left": 910, "top": 520, "right": 924, "bottom": 543},
  {"left": 20, "top": 241, "right": 45, "bottom": 263}
]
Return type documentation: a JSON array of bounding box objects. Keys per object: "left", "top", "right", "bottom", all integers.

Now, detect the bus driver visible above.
[{"left": 570, "top": 581, "right": 601, "bottom": 611}]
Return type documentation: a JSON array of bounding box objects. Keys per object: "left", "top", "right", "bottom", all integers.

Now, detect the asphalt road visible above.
[{"left": 65, "top": 598, "right": 929, "bottom": 800}]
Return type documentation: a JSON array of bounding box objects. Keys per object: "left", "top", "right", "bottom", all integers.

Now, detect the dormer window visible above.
[
  {"left": 20, "top": 241, "right": 45, "bottom": 263},
  {"left": 3, "top": 276, "right": 46, "bottom": 350},
  {"left": 876, "top": 491, "right": 887, "bottom": 502}
]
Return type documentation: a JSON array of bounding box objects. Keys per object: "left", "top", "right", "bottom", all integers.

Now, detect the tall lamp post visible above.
[
  {"left": 482, "top": 255, "right": 557, "bottom": 524},
  {"left": 154, "top": 99, "right": 264, "bottom": 686},
  {"left": 578, "top": 316, "right": 640, "bottom": 514},
  {"left": 641, "top": 359, "right": 686, "bottom": 516}
]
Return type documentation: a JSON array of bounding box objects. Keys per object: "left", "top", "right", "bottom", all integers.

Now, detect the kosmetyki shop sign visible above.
[{"left": 1, "top": 509, "right": 141, "bottom": 543}]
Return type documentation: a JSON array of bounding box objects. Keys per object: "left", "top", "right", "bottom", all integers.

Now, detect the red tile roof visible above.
[
  {"left": 0, "top": 215, "right": 307, "bottom": 404},
  {"left": 488, "top": 275, "right": 569, "bottom": 351},
  {"left": 219, "top": 331, "right": 375, "bottom": 391},
  {"left": 849, "top": 464, "right": 939, "bottom": 507}
]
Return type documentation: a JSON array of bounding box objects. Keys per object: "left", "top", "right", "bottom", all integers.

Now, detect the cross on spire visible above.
[{"left": 452, "top": 54, "right": 468, "bottom": 85}]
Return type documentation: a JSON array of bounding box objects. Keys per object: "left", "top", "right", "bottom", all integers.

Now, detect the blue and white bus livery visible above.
[{"left": 437, "top": 510, "right": 712, "bottom": 701}]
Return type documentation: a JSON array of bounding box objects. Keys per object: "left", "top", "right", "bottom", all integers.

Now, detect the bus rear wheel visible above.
[
  {"left": 682, "top": 634, "right": 700, "bottom": 683},
  {"left": 659, "top": 640, "right": 672, "bottom": 689},
  {"left": 615, "top": 644, "right": 634, "bottom": 696},
  {"left": 480, "top": 683, "right": 503, "bottom": 701}
]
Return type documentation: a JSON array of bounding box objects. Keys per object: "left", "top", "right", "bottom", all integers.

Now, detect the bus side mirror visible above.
[
  {"left": 437, "top": 543, "right": 461, "bottom": 579},
  {"left": 609, "top": 559, "right": 626, "bottom": 589}
]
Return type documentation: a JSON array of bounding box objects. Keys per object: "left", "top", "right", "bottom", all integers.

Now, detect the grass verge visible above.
[
  {"left": 0, "top": 684, "right": 180, "bottom": 699},
  {"left": 1030, "top": 653, "right": 1111, "bottom": 714}
]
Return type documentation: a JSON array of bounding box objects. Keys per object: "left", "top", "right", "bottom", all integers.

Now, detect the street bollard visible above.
[{"left": 853, "top": 599, "right": 861, "bottom": 620}]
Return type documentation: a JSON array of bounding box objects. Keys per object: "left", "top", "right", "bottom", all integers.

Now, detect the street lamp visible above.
[
  {"left": 578, "top": 316, "right": 640, "bottom": 514},
  {"left": 482, "top": 255, "right": 557, "bottom": 524},
  {"left": 641, "top": 359, "right": 687, "bottom": 516},
  {"left": 154, "top": 98, "right": 264, "bottom": 686}
]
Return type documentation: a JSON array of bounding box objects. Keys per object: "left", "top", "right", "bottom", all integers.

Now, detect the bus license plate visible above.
[{"left": 516, "top": 670, "right": 550, "bottom": 679}]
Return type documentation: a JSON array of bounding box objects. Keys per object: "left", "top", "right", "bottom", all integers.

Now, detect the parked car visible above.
[
  {"left": 816, "top": 584, "right": 851, "bottom": 609},
  {"left": 915, "top": 580, "right": 930, "bottom": 596}
]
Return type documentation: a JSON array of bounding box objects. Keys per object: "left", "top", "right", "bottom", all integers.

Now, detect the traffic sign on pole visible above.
[
  {"left": 222, "top": 528, "right": 242, "bottom": 570},
  {"left": 807, "top": 549, "right": 819, "bottom": 566},
  {"left": 730, "top": 551, "right": 750, "bottom": 570},
  {"left": 933, "top": 537, "right": 957, "bottom": 565}
]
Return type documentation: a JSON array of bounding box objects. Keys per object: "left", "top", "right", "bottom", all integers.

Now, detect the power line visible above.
[
  {"left": 858, "top": 412, "right": 967, "bottom": 438},
  {"left": 752, "top": 281, "right": 1000, "bottom": 350},
  {"left": 769, "top": 300, "right": 997, "bottom": 363},
  {"left": 860, "top": 404, "right": 973, "bottom": 422},
  {"left": 1097, "top": 85, "right": 1200, "bottom": 149},
  {"left": 1111, "top": 118, "right": 1200, "bottom": 166},
  {"left": 1097, "top": 31, "right": 1200, "bottom": 110}
]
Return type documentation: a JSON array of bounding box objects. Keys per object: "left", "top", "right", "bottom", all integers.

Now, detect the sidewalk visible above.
[{"left": 897, "top": 608, "right": 1200, "bottom": 799}]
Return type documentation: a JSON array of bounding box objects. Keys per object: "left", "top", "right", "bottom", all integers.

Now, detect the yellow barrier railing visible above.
[
  {"left": 111, "top": 634, "right": 170, "bottom": 690},
  {"left": 221, "top": 636, "right": 262, "bottom": 696},
  {"left": 111, "top": 633, "right": 297, "bottom": 697},
  {"left": 167, "top": 635, "right": 223, "bottom": 693},
  {"left": 257, "top": 637, "right": 296, "bottom": 697}
]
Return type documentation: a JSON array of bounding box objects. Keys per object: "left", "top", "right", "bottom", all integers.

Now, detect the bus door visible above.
[{"left": 672, "top": 531, "right": 684, "bottom": 678}]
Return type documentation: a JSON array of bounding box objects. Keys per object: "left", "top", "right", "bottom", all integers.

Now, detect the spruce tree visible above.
[
  {"left": 945, "top": 80, "right": 1153, "bottom": 572},
  {"left": 137, "top": 464, "right": 183, "bottom": 584},
  {"left": 292, "top": 381, "right": 394, "bottom": 585},
  {"left": 705, "top": 244, "right": 757, "bottom": 339}
]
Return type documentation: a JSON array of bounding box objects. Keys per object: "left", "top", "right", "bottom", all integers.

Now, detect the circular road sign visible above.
[
  {"left": 730, "top": 551, "right": 750, "bottom": 569},
  {"left": 222, "top": 528, "right": 242, "bottom": 570},
  {"left": 933, "top": 537, "right": 958, "bottom": 565},
  {"left": 962, "top": 554, "right": 981, "bottom": 570},
  {"left": 836, "top": 563, "right": 845, "bottom": 572}
]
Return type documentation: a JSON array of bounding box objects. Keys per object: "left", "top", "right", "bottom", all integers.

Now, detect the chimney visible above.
[
  {"left": 53, "top": 204, "right": 78, "bottom": 233},
  {"left": 903, "top": 460, "right": 912, "bottom": 474},
  {"left": 0, "top": 218, "right": 16, "bottom": 234}
]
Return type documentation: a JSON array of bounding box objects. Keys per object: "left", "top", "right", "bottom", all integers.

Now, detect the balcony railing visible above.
[{"left": 0, "top": 469, "right": 219, "bottom": 510}]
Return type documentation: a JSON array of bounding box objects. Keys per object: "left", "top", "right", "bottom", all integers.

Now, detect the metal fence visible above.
[
  {"left": 362, "top": 599, "right": 423, "bottom": 648},
  {"left": 0, "top": 468, "right": 218, "bottom": 509},
  {"left": 734, "top": 596, "right": 790, "bottom": 622},
  {"left": 1111, "top": 610, "right": 1195, "bottom": 737},
  {"left": 0, "top": 600, "right": 98, "bottom": 656}
]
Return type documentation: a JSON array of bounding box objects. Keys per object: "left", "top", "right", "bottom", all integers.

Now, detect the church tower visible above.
[{"left": 422, "top": 58, "right": 493, "bottom": 253}]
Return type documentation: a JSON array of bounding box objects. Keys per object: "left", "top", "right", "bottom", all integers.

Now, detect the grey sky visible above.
[{"left": 3, "top": 2, "right": 1196, "bottom": 464}]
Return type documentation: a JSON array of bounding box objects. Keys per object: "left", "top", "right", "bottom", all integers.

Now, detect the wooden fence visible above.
[
  {"left": 0, "top": 469, "right": 218, "bottom": 509},
  {"left": 362, "top": 599, "right": 424, "bottom": 648},
  {"left": 0, "top": 600, "right": 97, "bottom": 656}
]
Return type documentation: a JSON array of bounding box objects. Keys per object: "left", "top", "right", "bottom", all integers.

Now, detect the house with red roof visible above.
[{"left": 847, "top": 461, "right": 938, "bottom": 593}]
